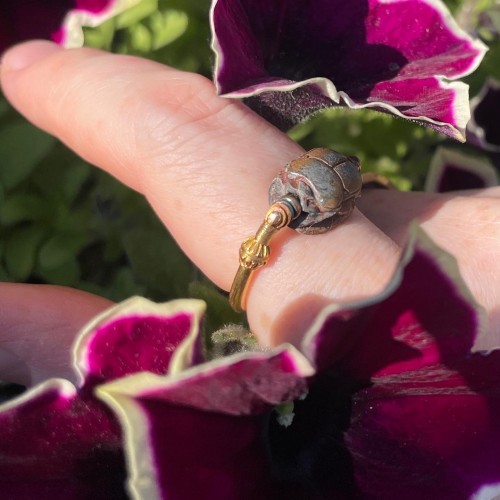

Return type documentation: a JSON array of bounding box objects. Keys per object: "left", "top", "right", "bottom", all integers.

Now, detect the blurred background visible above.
[{"left": 0, "top": 0, "right": 499, "bottom": 333}]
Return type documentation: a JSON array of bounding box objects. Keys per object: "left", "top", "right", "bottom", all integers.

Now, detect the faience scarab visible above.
[{"left": 268, "top": 148, "right": 362, "bottom": 234}]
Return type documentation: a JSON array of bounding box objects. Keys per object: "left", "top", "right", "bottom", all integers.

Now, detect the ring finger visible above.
[{"left": 0, "top": 41, "right": 400, "bottom": 346}]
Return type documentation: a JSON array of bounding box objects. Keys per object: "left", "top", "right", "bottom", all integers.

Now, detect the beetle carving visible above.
[{"left": 268, "top": 148, "right": 362, "bottom": 234}]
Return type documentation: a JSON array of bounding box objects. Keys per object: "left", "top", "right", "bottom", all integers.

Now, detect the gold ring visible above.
[{"left": 229, "top": 148, "right": 363, "bottom": 312}]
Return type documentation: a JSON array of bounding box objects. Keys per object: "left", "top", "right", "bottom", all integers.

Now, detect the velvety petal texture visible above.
[
  {"left": 424, "top": 147, "right": 498, "bottom": 192},
  {"left": 0, "top": 0, "right": 138, "bottom": 52},
  {"left": 211, "top": 0, "right": 487, "bottom": 139},
  {"left": 0, "top": 298, "right": 207, "bottom": 497},
  {"left": 299, "top": 228, "right": 500, "bottom": 498},
  {"left": 1, "top": 231, "right": 500, "bottom": 498},
  {"left": 97, "top": 346, "right": 313, "bottom": 499},
  {"left": 468, "top": 78, "right": 500, "bottom": 153},
  {"left": 0, "top": 380, "right": 125, "bottom": 499},
  {"left": 0, "top": 296, "right": 314, "bottom": 499}
]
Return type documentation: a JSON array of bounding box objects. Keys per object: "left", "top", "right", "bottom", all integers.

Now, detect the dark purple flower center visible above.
[
  {"left": 473, "top": 85, "right": 500, "bottom": 147},
  {"left": 240, "top": 0, "right": 408, "bottom": 98},
  {"left": 0, "top": 1, "right": 72, "bottom": 51},
  {"left": 266, "top": 373, "right": 366, "bottom": 497},
  {"left": 437, "top": 165, "right": 490, "bottom": 192}
]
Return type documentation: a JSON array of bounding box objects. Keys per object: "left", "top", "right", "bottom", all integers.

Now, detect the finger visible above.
[
  {"left": 0, "top": 41, "right": 303, "bottom": 286},
  {"left": 1, "top": 41, "right": 399, "bottom": 346},
  {"left": 358, "top": 187, "right": 500, "bottom": 245},
  {"left": 359, "top": 189, "right": 500, "bottom": 344},
  {"left": 358, "top": 188, "right": 500, "bottom": 252},
  {"left": 0, "top": 284, "right": 112, "bottom": 386},
  {"left": 357, "top": 190, "right": 443, "bottom": 244}
]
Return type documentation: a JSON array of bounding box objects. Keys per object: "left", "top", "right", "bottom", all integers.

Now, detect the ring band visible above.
[
  {"left": 229, "top": 196, "right": 300, "bottom": 312},
  {"left": 229, "top": 148, "right": 363, "bottom": 312}
]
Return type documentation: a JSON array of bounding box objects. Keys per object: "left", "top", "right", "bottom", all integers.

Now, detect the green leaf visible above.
[
  {"left": 0, "top": 265, "right": 9, "bottom": 281},
  {"left": 0, "top": 99, "right": 10, "bottom": 119},
  {"left": 3, "top": 226, "right": 47, "bottom": 280},
  {"left": 60, "top": 161, "right": 91, "bottom": 203},
  {"left": 0, "top": 194, "right": 52, "bottom": 225},
  {"left": 36, "top": 258, "right": 80, "bottom": 287},
  {"left": 38, "top": 234, "right": 90, "bottom": 270},
  {"left": 115, "top": 0, "right": 158, "bottom": 28},
  {"left": 82, "top": 19, "right": 117, "bottom": 50},
  {"left": 129, "top": 22, "right": 153, "bottom": 52},
  {"left": 188, "top": 281, "right": 246, "bottom": 335},
  {"left": 149, "top": 9, "right": 189, "bottom": 50},
  {"left": 482, "top": 40, "right": 500, "bottom": 80},
  {"left": 0, "top": 123, "right": 55, "bottom": 190},
  {"left": 123, "top": 227, "right": 192, "bottom": 297},
  {"left": 79, "top": 267, "right": 148, "bottom": 301},
  {"left": 108, "top": 267, "right": 148, "bottom": 300}
]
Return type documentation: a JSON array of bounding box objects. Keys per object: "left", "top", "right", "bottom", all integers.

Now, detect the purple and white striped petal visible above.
[
  {"left": 300, "top": 226, "right": 500, "bottom": 497},
  {"left": 211, "top": 0, "right": 487, "bottom": 139},
  {"left": 96, "top": 345, "right": 314, "bottom": 499},
  {"left": 0, "top": 0, "right": 138, "bottom": 53}
]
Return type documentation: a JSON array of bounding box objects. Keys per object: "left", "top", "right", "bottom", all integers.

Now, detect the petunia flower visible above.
[
  {"left": 210, "top": 0, "right": 487, "bottom": 141},
  {"left": 1, "top": 228, "right": 500, "bottom": 498},
  {"left": 0, "top": 297, "right": 312, "bottom": 498},
  {"left": 0, "top": 0, "right": 138, "bottom": 53},
  {"left": 468, "top": 78, "right": 500, "bottom": 153},
  {"left": 424, "top": 147, "right": 498, "bottom": 192},
  {"left": 300, "top": 228, "right": 500, "bottom": 498}
]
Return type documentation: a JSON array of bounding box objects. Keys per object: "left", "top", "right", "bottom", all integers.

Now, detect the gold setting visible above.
[{"left": 229, "top": 199, "right": 296, "bottom": 312}]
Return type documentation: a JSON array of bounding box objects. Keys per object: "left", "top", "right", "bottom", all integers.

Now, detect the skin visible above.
[{"left": 1, "top": 41, "right": 500, "bottom": 386}]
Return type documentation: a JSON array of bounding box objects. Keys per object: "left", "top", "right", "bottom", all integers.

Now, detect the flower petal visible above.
[
  {"left": 0, "top": 379, "right": 125, "bottom": 498},
  {"left": 425, "top": 147, "right": 498, "bottom": 192},
  {"left": 301, "top": 226, "right": 500, "bottom": 496},
  {"left": 0, "top": 0, "right": 139, "bottom": 52},
  {"left": 0, "top": 1, "right": 71, "bottom": 52},
  {"left": 57, "top": 0, "right": 140, "bottom": 48},
  {"left": 468, "top": 78, "right": 500, "bottom": 153},
  {"left": 346, "top": 349, "right": 500, "bottom": 498},
  {"left": 97, "top": 345, "right": 314, "bottom": 498},
  {"left": 211, "top": 0, "right": 487, "bottom": 138},
  {"left": 303, "top": 225, "right": 486, "bottom": 374},
  {"left": 73, "top": 297, "right": 206, "bottom": 387}
]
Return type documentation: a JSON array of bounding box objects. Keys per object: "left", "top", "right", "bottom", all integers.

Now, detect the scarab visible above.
[{"left": 268, "top": 148, "right": 362, "bottom": 234}]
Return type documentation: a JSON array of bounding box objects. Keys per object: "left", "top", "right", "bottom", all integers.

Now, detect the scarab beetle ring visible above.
[
  {"left": 229, "top": 148, "right": 362, "bottom": 312},
  {"left": 269, "top": 148, "right": 362, "bottom": 234}
]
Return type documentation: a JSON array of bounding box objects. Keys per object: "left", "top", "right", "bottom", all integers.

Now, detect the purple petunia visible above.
[
  {"left": 1, "top": 228, "right": 500, "bottom": 498},
  {"left": 468, "top": 78, "right": 500, "bottom": 153},
  {"left": 424, "top": 147, "right": 498, "bottom": 192},
  {"left": 0, "top": 298, "right": 312, "bottom": 498},
  {"left": 210, "top": 0, "right": 487, "bottom": 140},
  {"left": 0, "top": 0, "right": 138, "bottom": 52}
]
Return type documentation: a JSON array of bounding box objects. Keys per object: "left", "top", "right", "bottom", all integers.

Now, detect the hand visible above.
[
  {"left": 1, "top": 41, "right": 499, "bottom": 386},
  {"left": 358, "top": 186, "right": 500, "bottom": 348}
]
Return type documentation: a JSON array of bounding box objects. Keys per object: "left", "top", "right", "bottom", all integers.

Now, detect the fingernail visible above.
[{"left": 1, "top": 40, "right": 62, "bottom": 73}]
